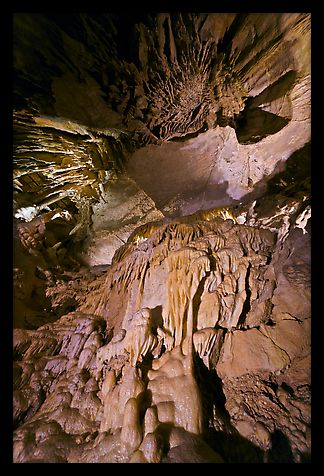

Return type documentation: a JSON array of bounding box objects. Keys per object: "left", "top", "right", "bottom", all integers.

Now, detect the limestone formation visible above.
[
  {"left": 13, "top": 211, "right": 310, "bottom": 462},
  {"left": 13, "top": 12, "right": 311, "bottom": 464}
]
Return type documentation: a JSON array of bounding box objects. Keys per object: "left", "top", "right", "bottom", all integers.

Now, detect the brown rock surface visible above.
[
  {"left": 12, "top": 12, "right": 311, "bottom": 464},
  {"left": 13, "top": 213, "right": 310, "bottom": 462}
]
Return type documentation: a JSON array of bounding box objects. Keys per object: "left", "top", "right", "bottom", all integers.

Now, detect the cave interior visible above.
[{"left": 12, "top": 12, "right": 311, "bottom": 464}]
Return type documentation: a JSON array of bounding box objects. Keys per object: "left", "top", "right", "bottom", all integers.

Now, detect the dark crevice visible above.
[
  {"left": 251, "top": 70, "right": 297, "bottom": 108},
  {"left": 150, "top": 305, "right": 163, "bottom": 331},
  {"left": 192, "top": 274, "right": 209, "bottom": 333},
  {"left": 281, "top": 382, "right": 295, "bottom": 396},
  {"left": 114, "top": 15, "right": 150, "bottom": 64},
  {"left": 151, "top": 124, "right": 161, "bottom": 139},
  {"left": 267, "top": 430, "right": 294, "bottom": 463},
  {"left": 163, "top": 17, "right": 171, "bottom": 61},
  {"left": 209, "top": 328, "right": 226, "bottom": 367},
  {"left": 168, "top": 122, "right": 208, "bottom": 142},
  {"left": 237, "top": 263, "right": 251, "bottom": 328},
  {"left": 235, "top": 108, "right": 290, "bottom": 144},
  {"left": 194, "top": 356, "right": 266, "bottom": 463},
  {"left": 138, "top": 354, "right": 154, "bottom": 388},
  {"left": 194, "top": 358, "right": 229, "bottom": 431},
  {"left": 216, "top": 13, "right": 249, "bottom": 56},
  {"left": 266, "top": 317, "right": 276, "bottom": 326}
]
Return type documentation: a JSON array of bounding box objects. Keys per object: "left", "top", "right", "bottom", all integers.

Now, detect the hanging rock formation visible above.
[
  {"left": 13, "top": 207, "right": 310, "bottom": 462},
  {"left": 13, "top": 13, "right": 311, "bottom": 463}
]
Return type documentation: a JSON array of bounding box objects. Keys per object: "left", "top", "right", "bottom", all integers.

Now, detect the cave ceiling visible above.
[{"left": 13, "top": 12, "right": 310, "bottom": 264}]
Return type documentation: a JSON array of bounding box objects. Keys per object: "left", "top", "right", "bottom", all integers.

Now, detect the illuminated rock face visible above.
[
  {"left": 13, "top": 13, "right": 310, "bottom": 263},
  {"left": 13, "top": 12, "right": 311, "bottom": 464},
  {"left": 13, "top": 214, "right": 310, "bottom": 463}
]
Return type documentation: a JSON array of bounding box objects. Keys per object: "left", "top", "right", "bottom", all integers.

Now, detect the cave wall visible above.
[
  {"left": 13, "top": 12, "right": 311, "bottom": 463},
  {"left": 13, "top": 210, "right": 311, "bottom": 463},
  {"left": 13, "top": 13, "right": 310, "bottom": 264}
]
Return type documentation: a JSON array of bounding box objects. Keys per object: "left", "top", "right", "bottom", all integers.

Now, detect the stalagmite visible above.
[
  {"left": 13, "top": 12, "right": 310, "bottom": 464},
  {"left": 138, "top": 432, "right": 163, "bottom": 463},
  {"left": 143, "top": 406, "right": 159, "bottom": 436},
  {"left": 147, "top": 346, "right": 204, "bottom": 435},
  {"left": 120, "top": 397, "right": 142, "bottom": 452},
  {"left": 100, "top": 365, "right": 145, "bottom": 433}
]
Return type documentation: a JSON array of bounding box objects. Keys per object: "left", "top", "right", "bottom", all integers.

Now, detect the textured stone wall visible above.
[
  {"left": 13, "top": 13, "right": 311, "bottom": 463},
  {"left": 13, "top": 207, "right": 310, "bottom": 462}
]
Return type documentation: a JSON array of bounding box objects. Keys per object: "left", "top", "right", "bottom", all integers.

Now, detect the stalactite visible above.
[
  {"left": 13, "top": 214, "right": 310, "bottom": 463},
  {"left": 193, "top": 327, "right": 219, "bottom": 369},
  {"left": 163, "top": 248, "right": 210, "bottom": 347}
]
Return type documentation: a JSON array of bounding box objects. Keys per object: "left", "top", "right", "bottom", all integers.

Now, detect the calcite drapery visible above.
[
  {"left": 12, "top": 12, "right": 310, "bottom": 463},
  {"left": 97, "top": 308, "right": 157, "bottom": 368},
  {"left": 14, "top": 215, "right": 310, "bottom": 463}
]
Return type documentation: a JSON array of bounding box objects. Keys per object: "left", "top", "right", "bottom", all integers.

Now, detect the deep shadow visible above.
[
  {"left": 234, "top": 70, "right": 297, "bottom": 144},
  {"left": 251, "top": 70, "right": 297, "bottom": 108},
  {"left": 235, "top": 108, "right": 289, "bottom": 144},
  {"left": 157, "top": 423, "right": 225, "bottom": 463},
  {"left": 138, "top": 353, "right": 154, "bottom": 386},
  {"left": 264, "top": 141, "right": 311, "bottom": 198},
  {"left": 162, "top": 17, "right": 171, "bottom": 60},
  {"left": 136, "top": 387, "right": 153, "bottom": 424},
  {"left": 229, "top": 141, "right": 310, "bottom": 210},
  {"left": 194, "top": 357, "right": 265, "bottom": 462},
  {"left": 113, "top": 14, "right": 152, "bottom": 65},
  {"left": 192, "top": 274, "right": 209, "bottom": 333},
  {"left": 300, "top": 452, "right": 311, "bottom": 463},
  {"left": 193, "top": 356, "right": 303, "bottom": 463},
  {"left": 236, "top": 263, "right": 252, "bottom": 328},
  {"left": 210, "top": 430, "right": 266, "bottom": 463},
  {"left": 150, "top": 305, "right": 163, "bottom": 331},
  {"left": 216, "top": 13, "right": 249, "bottom": 56},
  {"left": 267, "top": 430, "right": 294, "bottom": 463},
  {"left": 155, "top": 422, "right": 174, "bottom": 454},
  {"left": 193, "top": 354, "right": 229, "bottom": 432}
]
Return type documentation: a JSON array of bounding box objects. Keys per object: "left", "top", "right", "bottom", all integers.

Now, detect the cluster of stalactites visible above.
[
  {"left": 13, "top": 218, "right": 277, "bottom": 463},
  {"left": 163, "top": 247, "right": 211, "bottom": 347},
  {"left": 111, "top": 212, "right": 237, "bottom": 274},
  {"left": 93, "top": 220, "right": 275, "bottom": 373},
  {"left": 97, "top": 308, "right": 158, "bottom": 370}
]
